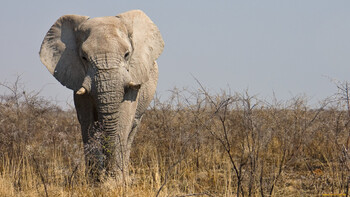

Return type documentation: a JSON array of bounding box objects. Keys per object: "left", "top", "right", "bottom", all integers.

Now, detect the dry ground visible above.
[{"left": 0, "top": 79, "right": 349, "bottom": 196}]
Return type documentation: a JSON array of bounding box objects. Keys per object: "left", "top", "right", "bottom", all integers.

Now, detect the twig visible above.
[{"left": 32, "top": 156, "right": 49, "bottom": 197}]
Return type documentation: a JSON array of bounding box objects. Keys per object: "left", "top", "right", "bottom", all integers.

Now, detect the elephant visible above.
[{"left": 39, "top": 10, "right": 164, "bottom": 181}]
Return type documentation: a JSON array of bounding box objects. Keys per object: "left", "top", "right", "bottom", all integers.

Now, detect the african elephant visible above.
[{"left": 39, "top": 10, "right": 164, "bottom": 181}]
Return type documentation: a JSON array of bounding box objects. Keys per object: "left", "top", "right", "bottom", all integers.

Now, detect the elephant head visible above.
[{"left": 39, "top": 10, "right": 164, "bottom": 180}]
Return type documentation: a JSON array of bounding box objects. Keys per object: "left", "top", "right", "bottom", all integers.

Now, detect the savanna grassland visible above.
[{"left": 0, "top": 78, "right": 349, "bottom": 196}]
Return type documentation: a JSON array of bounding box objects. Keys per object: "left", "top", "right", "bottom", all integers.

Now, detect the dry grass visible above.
[{"left": 0, "top": 78, "right": 349, "bottom": 196}]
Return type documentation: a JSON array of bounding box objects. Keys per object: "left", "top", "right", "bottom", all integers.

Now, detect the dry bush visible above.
[{"left": 0, "top": 78, "right": 349, "bottom": 196}]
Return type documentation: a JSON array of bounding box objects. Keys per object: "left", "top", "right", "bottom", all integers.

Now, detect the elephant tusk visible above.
[
  {"left": 76, "top": 87, "right": 86, "bottom": 95},
  {"left": 128, "top": 82, "right": 141, "bottom": 90}
]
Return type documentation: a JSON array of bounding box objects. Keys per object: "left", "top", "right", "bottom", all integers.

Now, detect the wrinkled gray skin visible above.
[{"left": 39, "top": 10, "right": 164, "bottom": 181}]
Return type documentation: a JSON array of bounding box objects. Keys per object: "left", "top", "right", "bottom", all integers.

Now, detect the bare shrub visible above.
[
  {"left": 0, "top": 77, "right": 84, "bottom": 195},
  {"left": 0, "top": 77, "right": 349, "bottom": 196}
]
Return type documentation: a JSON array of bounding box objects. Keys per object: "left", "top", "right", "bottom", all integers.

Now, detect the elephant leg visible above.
[
  {"left": 73, "top": 93, "right": 104, "bottom": 179},
  {"left": 126, "top": 115, "right": 142, "bottom": 160},
  {"left": 125, "top": 61, "right": 159, "bottom": 168}
]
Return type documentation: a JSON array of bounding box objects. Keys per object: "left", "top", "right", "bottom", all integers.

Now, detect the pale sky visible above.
[{"left": 1, "top": 1, "right": 350, "bottom": 108}]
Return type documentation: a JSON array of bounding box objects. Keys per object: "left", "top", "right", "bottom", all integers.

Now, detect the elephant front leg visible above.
[
  {"left": 73, "top": 94, "right": 105, "bottom": 179},
  {"left": 126, "top": 116, "right": 142, "bottom": 160}
]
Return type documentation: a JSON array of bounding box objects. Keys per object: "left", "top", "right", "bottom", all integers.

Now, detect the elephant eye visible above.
[
  {"left": 82, "top": 56, "right": 88, "bottom": 61},
  {"left": 124, "top": 51, "right": 130, "bottom": 60}
]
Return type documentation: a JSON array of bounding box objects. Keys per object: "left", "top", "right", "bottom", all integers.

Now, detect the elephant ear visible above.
[
  {"left": 39, "top": 15, "right": 89, "bottom": 91},
  {"left": 117, "top": 10, "right": 164, "bottom": 84}
]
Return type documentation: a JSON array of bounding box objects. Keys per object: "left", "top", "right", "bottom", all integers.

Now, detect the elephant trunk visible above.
[
  {"left": 76, "top": 59, "right": 138, "bottom": 180},
  {"left": 93, "top": 68, "right": 131, "bottom": 179}
]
